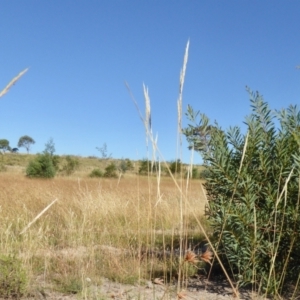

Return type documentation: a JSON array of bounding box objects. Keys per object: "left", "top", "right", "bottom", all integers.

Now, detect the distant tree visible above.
[
  {"left": 96, "top": 143, "right": 112, "bottom": 160},
  {"left": 11, "top": 148, "right": 19, "bottom": 153},
  {"left": 44, "top": 138, "right": 55, "bottom": 156},
  {"left": 0, "top": 139, "right": 11, "bottom": 153},
  {"left": 18, "top": 135, "right": 35, "bottom": 153}
]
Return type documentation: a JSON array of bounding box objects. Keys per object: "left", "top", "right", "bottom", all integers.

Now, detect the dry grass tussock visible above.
[{"left": 0, "top": 172, "right": 208, "bottom": 295}]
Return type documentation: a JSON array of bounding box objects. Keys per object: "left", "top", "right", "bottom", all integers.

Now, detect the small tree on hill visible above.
[
  {"left": 96, "top": 143, "right": 112, "bottom": 160},
  {"left": 18, "top": 135, "right": 35, "bottom": 153},
  {"left": 44, "top": 138, "right": 55, "bottom": 156},
  {"left": 0, "top": 139, "right": 11, "bottom": 153}
]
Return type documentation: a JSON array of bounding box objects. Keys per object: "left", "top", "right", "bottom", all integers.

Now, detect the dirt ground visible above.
[{"left": 23, "top": 276, "right": 273, "bottom": 300}]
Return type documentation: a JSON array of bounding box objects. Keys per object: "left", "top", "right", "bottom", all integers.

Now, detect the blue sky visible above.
[{"left": 1, "top": 1, "right": 300, "bottom": 163}]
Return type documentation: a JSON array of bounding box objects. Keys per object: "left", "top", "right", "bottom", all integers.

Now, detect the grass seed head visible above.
[
  {"left": 184, "top": 250, "right": 199, "bottom": 264},
  {"left": 200, "top": 247, "right": 213, "bottom": 265}
]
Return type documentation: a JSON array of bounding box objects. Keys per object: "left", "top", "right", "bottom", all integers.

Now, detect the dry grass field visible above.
[{"left": 0, "top": 166, "right": 209, "bottom": 298}]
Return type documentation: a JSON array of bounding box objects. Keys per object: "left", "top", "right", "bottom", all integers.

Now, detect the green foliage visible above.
[
  {"left": 199, "top": 168, "right": 210, "bottom": 180},
  {"left": 0, "top": 255, "right": 27, "bottom": 298},
  {"left": 44, "top": 137, "right": 55, "bottom": 156},
  {"left": 89, "top": 168, "right": 103, "bottom": 178},
  {"left": 119, "top": 158, "right": 134, "bottom": 173},
  {"left": 51, "top": 155, "right": 61, "bottom": 171},
  {"left": 139, "top": 159, "right": 160, "bottom": 175},
  {"left": 186, "top": 167, "right": 201, "bottom": 179},
  {"left": 96, "top": 143, "right": 112, "bottom": 160},
  {"left": 0, "top": 139, "right": 11, "bottom": 153},
  {"left": 60, "top": 156, "right": 80, "bottom": 176},
  {"left": 138, "top": 159, "right": 151, "bottom": 175},
  {"left": 104, "top": 162, "right": 117, "bottom": 178},
  {"left": 26, "top": 154, "right": 56, "bottom": 178},
  {"left": 184, "top": 89, "right": 300, "bottom": 294},
  {"left": 18, "top": 135, "right": 35, "bottom": 153},
  {"left": 169, "top": 159, "right": 182, "bottom": 174}
]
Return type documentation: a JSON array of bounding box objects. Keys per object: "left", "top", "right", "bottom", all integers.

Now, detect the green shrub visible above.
[
  {"left": 51, "top": 155, "right": 61, "bottom": 171},
  {"left": 26, "top": 154, "right": 56, "bottom": 178},
  {"left": 60, "top": 156, "right": 79, "bottom": 176},
  {"left": 169, "top": 159, "right": 182, "bottom": 174},
  {"left": 89, "top": 168, "right": 103, "bottom": 178},
  {"left": 0, "top": 255, "right": 27, "bottom": 298},
  {"left": 119, "top": 158, "right": 134, "bottom": 173},
  {"left": 184, "top": 89, "right": 300, "bottom": 294},
  {"left": 138, "top": 159, "right": 159, "bottom": 175},
  {"left": 138, "top": 159, "right": 150, "bottom": 175},
  {"left": 104, "top": 163, "right": 117, "bottom": 178}
]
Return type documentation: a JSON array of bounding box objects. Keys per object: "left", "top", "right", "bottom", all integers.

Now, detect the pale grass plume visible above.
[
  {"left": 177, "top": 40, "right": 189, "bottom": 134},
  {"left": 143, "top": 83, "right": 151, "bottom": 134},
  {"left": 20, "top": 198, "right": 58, "bottom": 235},
  {"left": 0, "top": 68, "right": 28, "bottom": 98}
]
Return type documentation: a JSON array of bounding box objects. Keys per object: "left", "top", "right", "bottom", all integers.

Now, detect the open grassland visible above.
[{"left": 0, "top": 171, "right": 209, "bottom": 297}]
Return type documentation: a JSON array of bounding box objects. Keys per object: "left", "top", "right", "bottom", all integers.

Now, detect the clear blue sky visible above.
[{"left": 1, "top": 1, "right": 300, "bottom": 163}]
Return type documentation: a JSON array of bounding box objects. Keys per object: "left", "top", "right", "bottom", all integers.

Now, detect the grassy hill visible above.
[{"left": 0, "top": 152, "right": 205, "bottom": 178}]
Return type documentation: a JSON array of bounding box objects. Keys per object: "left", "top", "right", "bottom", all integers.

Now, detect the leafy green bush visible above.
[
  {"left": 89, "top": 168, "right": 103, "bottom": 178},
  {"left": 51, "top": 155, "right": 61, "bottom": 171},
  {"left": 138, "top": 159, "right": 159, "bottom": 175},
  {"left": 184, "top": 89, "right": 300, "bottom": 294},
  {"left": 169, "top": 159, "right": 182, "bottom": 174},
  {"left": 26, "top": 154, "right": 56, "bottom": 178},
  {"left": 104, "top": 163, "right": 118, "bottom": 178},
  {"left": 0, "top": 255, "right": 27, "bottom": 298},
  {"left": 138, "top": 159, "right": 150, "bottom": 175}
]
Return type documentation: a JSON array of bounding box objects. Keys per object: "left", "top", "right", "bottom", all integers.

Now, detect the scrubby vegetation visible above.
[
  {"left": 0, "top": 255, "right": 27, "bottom": 298},
  {"left": 26, "top": 153, "right": 56, "bottom": 178},
  {"left": 184, "top": 89, "right": 300, "bottom": 296}
]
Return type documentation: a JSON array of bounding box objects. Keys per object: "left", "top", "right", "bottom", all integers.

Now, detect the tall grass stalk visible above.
[
  {"left": 176, "top": 40, "right": 189, "bottom": 293},
  {"left": 128, "top": 41, "right": 238, "bottom": 297}
]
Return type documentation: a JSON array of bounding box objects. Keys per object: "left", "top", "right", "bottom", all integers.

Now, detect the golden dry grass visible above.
[{"left": 0, "top": 171, "right": 208, "bottom": 294}]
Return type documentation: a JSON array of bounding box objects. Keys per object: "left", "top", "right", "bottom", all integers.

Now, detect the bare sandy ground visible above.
[{"left": 24, "top": 276, "right": 272, "bottom": 300}]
